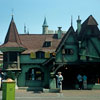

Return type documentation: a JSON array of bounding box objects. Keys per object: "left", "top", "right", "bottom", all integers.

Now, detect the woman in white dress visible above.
[{"left": 56, "top": 72, "right": 63, "bottom": 92}]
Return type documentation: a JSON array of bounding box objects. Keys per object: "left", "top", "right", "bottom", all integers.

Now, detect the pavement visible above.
[{"left": 0, "top": 90, "right": 100, "bottom": 100}]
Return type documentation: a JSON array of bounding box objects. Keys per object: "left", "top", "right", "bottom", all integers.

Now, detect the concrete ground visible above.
[{"left": 0, "top": 90, "right": 100, "bottom": 100}]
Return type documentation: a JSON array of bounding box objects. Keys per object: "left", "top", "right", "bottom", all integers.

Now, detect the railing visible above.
[{"left": 3, "top": 62, "right": 19, "bottom": 70}]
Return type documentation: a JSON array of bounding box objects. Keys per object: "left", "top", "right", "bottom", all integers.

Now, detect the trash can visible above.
[{"left": 2, "top": 78, "right": 15, "bottom": 100}]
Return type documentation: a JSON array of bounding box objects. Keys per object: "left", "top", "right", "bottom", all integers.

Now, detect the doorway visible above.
[
  {"left": 56, "top": 65, "right": 78, "bottom": 89},
  {"left": 56, "top": 64, "right": 100, "bottom": 90}
]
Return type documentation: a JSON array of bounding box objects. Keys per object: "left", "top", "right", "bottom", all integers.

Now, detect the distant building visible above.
[
  {"left": 42, "top": 17, "right": 66, "bottom": 34},
  {"left": 0, "top": 15, "right": 100, "bottom": 90}
]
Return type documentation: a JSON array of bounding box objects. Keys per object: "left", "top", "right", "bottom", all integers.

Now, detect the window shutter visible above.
[
  {"left": 45, "top": 52, "right": 50, "bottom": 58},
  {"left": 30, "top": 52, "right": 36, "bottom": 58}
]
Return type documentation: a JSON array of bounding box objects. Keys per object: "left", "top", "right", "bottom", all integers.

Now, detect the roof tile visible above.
[{"left": 19, "top": 34, "right": 63, "bottom": 54}]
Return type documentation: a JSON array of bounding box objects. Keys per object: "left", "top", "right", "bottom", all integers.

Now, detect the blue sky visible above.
[{"left": 0, "top": 0, "right": 100, "bottom": 44}]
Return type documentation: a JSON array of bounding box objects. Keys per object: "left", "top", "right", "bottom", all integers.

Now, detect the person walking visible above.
[
  {"left": 56, "top": 72, "right": 63, "bottom": 92},
  {"left": 77, "top": 74, "right": 83, "bottom": 89}
]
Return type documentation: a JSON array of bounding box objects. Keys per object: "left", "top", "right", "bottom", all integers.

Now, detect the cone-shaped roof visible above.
[
  {"left": 4, "top": 16, "right": 21, "bottom": 44},
  {"left": 42, "top": 17, "right": 48, "bottom": 27},
  {"left": 0, "top": 16, "right": 25, "bottom": 51}
]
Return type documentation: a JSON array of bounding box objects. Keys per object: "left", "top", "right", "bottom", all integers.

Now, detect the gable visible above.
[
  {"left": 65, "top": 32, "right": 76, "bottom": 44},
  {"left": 88, "top": 40, "right": 99, "bottom": 57},
  {"left": 56, "top": 26, "right": 76, "bottom": 52},
  {"left": 90, "top": 37, "right": 100, "bottom": 55},
  {"left": 80, "top": 37, "right": 100, "bottom": 58}
]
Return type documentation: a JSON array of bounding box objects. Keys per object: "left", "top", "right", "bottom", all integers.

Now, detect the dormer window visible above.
[{"left": 43, "top": 41, "right": 51, "bottom": 47}]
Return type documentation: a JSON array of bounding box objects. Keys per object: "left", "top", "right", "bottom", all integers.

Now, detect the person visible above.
[
  {"left": 83, "top": 75, "right": 87, "bottom": 89},
  {"left": 77, "top": 74, "right": 83, "bottom": 89},
  {"left": 56, "top": 72, "right": 63, "bottom": 92}
]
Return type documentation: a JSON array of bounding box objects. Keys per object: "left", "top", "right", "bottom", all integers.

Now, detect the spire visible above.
[
  {"left": 42, "top": 17, "right": 48, "bottom": 27},
  {"left": 11, "top": 9, "right": 14, "bottom": 22},
  {"left": 3, "top": 16, "right": 24, "bottom": 48},
  {"left": 11, "top": 15, "right": 14, "bottom": 22},
  {"left": 42, "top": 17, "right": 48, "bottom": 34},
  {"left": 71, "top": 16, "right": 73, "bottom": 26}
]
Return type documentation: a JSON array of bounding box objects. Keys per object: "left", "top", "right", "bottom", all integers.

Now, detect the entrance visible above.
[
  {"left": 56, "top": 65, "right": 78, "bottom": 89},
  {"left": 56, "top": 64, "right": 100, "bottom": 90}
]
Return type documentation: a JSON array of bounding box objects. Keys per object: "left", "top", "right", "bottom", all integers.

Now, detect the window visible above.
[
  {"left": 26, "top": 68, "right": 44, "bottom": 81},
  {"left": 36, "top": 51, "right": 44, "bottom": 59},
  {"left": 3, "top": 52, "right": 8, "bottom": 62},
  {"left": 9, "top": 52, "right": 17, "bottom": 62},
  {"left": 43, "top": 41, "right": 51, "bottom": 47},
  {"left": 3, "top": 52, "right": 17, "bottom": 62},
  {"left": 65, "top": 49, "right": 74, "bottom": 55}
]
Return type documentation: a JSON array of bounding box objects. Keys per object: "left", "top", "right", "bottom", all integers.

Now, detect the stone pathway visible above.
[{"left": 0, "top": 90, "right": 100, "bottom": 100}]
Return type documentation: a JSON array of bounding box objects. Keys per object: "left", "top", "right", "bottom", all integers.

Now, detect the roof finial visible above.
[
  {"left": 71, "top": 16, "right": 73, "bottom": 26},
  {"left": 11, "top": 9, "right": 14, "bottom": 21},
  {"left": 24, "top": 24, "right": 26, "bottom": 34}
]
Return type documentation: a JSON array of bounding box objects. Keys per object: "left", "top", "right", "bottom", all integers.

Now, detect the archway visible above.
[
  {"left": 55, "top": 65, "right": 77, "bottom": 89},
  {"left": 25, "top": 67, "right": 44, "bottom": 87},
  {"left": 26, "top": 67, "right": 44, "bottom": 81},
  {"left": 55, "top": 63, "right": 100, "bottom": 90}
]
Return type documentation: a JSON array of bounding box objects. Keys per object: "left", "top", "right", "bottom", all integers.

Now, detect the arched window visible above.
[{"left": 26, "top": 68, "right": 44, "bottom": 81}]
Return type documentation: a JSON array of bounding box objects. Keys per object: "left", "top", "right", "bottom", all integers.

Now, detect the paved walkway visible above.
[{"left": 0, "top": 90, "right": 100, "bottom": 100}]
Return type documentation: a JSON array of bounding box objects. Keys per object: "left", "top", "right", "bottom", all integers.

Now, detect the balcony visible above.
[{"left": 3, "top": 62, "right": 21, "bottom": 70}]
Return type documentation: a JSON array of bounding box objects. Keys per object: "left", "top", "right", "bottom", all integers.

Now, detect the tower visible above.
[
  {"left": 42, "top": 17, "right": 48, "bottom": 34},
  {"left": 0, "top": 16, "right": 25, "bottom": 70}
]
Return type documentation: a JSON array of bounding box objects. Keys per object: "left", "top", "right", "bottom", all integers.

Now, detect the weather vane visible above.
[{"left": 11, "top": 8, "right": 14, "bottom": 17}]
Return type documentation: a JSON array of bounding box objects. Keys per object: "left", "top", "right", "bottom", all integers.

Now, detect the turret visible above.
[
  {"left": 42, "top": 17, "right": 48, "bottom": 34},
  {"left": 0, "top": 16, "right": 25, "bottom": 70},
  {"left": 0, "top": 16, "right": 25, "bottom": 52}
]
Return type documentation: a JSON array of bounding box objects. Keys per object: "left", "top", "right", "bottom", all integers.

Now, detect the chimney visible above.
[
  {"left": 77, "top": 16, "right": 81, "bottom": 34},
  {"left": 58, "top": 27, "right": 62, "bottom": 39}
]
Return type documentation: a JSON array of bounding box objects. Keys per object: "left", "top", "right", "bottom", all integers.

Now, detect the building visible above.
[
  {"left": 0, "top": 51, "right": 3, "bottom": 69},
  {"left": 0, "top": 15, "right": 100, "bottom": 90}
]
